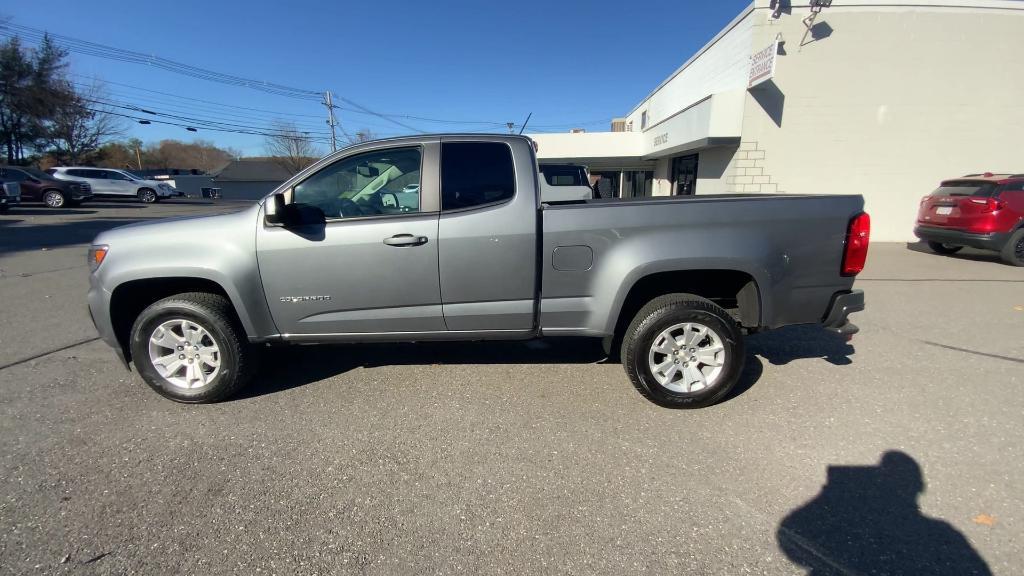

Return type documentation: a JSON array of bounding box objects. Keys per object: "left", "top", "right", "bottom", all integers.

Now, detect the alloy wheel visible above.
[
  {"left": 647, "top": 322, "right": 726, "bottom": 393},
  {"left": 148, "top": 319, "right": 222, "bottom": 389}
]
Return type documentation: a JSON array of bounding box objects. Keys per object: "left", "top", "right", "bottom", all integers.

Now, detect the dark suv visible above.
[
  {"left": 0, "top": 166, "right": 93, "bottom": 208},
  {"left": 915, "top": 173, "right": 1024, "bottom": 266}
]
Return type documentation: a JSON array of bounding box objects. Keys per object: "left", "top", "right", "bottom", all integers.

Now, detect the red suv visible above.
[{"left": 915, "top": 173, "right": 1024, "bottom": 266}]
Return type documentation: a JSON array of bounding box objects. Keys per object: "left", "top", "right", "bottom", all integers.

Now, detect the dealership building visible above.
[{"left": 530, "top": 0, "right": 1024, "bottom": 241}]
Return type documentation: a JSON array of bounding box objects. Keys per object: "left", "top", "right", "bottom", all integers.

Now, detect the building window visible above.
[
  {"left": 671, "top": 154, "right": 699, "bottom": 195},
  {"left": 623, "top": 170, "right": 654, "bottom": 198},
  {"left": 640, "top": 110, "right": 648, "bottom": 130}
]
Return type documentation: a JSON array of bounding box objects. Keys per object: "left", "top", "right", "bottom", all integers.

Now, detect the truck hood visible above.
[{"left": 92, "top": 204, "right": 260, "bottom": 248}]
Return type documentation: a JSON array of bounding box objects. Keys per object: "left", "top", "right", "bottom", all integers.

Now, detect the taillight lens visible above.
[
  {"left": 88, "top": 245, "right": 108, "bottom": 272},
  {"left": 841, "top": 213, "right": 870, "bottom": 276},
  {"left": 968, "top": 197, "right": 1004, "bottom": 212}
]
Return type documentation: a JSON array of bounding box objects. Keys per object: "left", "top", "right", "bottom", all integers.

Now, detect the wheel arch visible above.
[
  {"left": 109, "top": 276, "right": 245, "bottom": 363},
  {"left": 607, "top": 267, "right": 765, "bottom": 344}
]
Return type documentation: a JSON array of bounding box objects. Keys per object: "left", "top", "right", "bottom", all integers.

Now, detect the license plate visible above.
[{"left": 935, "top": 206, "right": 953, "bottom": 215}]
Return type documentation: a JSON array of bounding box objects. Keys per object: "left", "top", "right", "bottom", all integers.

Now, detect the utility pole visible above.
[
  {"left": 135, "top": 142, "right": 142, "bottom": 170},
  {"left": 324, "top": 91, "right": 338, "bottom": 152}
]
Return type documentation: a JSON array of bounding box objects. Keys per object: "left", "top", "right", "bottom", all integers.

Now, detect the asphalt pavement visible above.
[{"left": 1, "top": 199, "right": 1021, "bottom": 575}]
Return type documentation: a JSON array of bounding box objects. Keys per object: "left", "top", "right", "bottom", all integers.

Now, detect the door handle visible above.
[{"left": 383, "top": 234, "right": 428, "bottom": 247}]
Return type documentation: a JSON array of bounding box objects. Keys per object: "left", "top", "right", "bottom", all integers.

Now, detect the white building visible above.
[{"left": 530, "top": 0, "right": 1024, "bottom": 241}]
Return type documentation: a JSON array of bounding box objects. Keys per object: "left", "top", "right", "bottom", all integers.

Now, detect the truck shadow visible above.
[{"left": 238, "top": 325, "right": 854, "bottom": 402}]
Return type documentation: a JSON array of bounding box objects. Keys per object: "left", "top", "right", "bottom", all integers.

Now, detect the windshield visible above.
[
  {"left": 114, "top": 170, "right": 143, "bottom": 181},
  {"left": 930, "top": 181, "right": 997, "bottom": 197}
]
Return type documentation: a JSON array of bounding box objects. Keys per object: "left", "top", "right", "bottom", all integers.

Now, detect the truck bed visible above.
[{"left": 539, "top": 193, "right": 865, "bottom": 336}]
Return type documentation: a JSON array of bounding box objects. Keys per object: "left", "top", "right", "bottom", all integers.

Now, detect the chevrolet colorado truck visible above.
[{"left": 87, "top": 135, "right": 868, "bottom": 408}]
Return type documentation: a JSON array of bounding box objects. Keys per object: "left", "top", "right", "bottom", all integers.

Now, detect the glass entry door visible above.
[{"left": 671, "top": 154, "right": 699, "bottom": 195}]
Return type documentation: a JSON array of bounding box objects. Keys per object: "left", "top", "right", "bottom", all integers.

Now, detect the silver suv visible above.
[{"left": 49, "top": 167, "right": 176, "bottom": 203}]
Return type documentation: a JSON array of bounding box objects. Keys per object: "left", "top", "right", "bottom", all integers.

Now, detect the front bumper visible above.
[
  {"left": 822, "top": 290, "right": 864, "bottom": 336},
  {"left": 87, "top": 274, "right": 129, "bottom": 369},
  {"left": 914, "top": 225, "right": 1010, "bottom": 252}
]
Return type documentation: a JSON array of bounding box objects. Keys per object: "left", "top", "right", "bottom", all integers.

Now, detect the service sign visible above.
[{"left": 748, "top": 41, "right": 778, "bottom": 89}]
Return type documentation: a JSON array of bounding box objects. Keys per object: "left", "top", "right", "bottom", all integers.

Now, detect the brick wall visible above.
[{"left": 726, "top": 141, "right": 781, "bottom": 194}]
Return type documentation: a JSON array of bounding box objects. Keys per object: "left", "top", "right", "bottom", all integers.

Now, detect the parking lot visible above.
[{"left": 0, "top": 200, "right": 1021, "bottom": 575}]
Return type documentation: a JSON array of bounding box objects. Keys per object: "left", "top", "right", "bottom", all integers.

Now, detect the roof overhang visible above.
[{"left": 530, "top": 90, "right": 745, "bottom": 163}]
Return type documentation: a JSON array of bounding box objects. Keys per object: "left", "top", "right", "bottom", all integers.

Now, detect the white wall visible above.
[
  {"left": 626, "top": 8, "right": 754, "bottom": 130},
  {"left": 741, "top": 0, "right": 1024, "bottom": 241}
]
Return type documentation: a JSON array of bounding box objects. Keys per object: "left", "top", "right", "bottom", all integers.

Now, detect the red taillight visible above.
[
  {"left": 968, "top": 197, "right": 1004, "bottom": 212},
  {"left": 841, "top": 212, "right": 870, "bottom": 276}
]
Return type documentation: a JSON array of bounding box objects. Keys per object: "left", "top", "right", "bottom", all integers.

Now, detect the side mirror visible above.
[
  {"left": 356, "top": 164, "right": 380, "bottom": 178},
  {"left": 265, "top": 192, "right": 326, "bottom": 227}
]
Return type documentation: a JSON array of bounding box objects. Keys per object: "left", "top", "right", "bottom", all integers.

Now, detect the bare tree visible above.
[
  {"left": 264, "top": 120, "right": 320, "bottom": 175},
  {"left": 45, "top": 81, "right": 124, "bottom": 164},
  {"left": 348, "top": 129, "right": 376, "bottom": 145}
]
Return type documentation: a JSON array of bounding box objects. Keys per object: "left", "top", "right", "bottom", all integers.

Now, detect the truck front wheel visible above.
[
  {"left": 129, "top": 292, "right": 253, "bottom": 403},
  {"left": 621, "top": 294, "right": 745, "bottom": 408}
]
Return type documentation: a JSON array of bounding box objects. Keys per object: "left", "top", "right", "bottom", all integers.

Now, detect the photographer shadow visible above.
[{"left": 778, "top": 451, "right": 991, "bottom": 575}]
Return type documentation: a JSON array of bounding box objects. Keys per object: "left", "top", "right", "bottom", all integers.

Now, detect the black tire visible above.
[
  {"left": 138, "top": 188, "right": 158, "bottom": 203},
  {"left": 42, "top": 189, "right": 67, "bottom": 208},
  {"left": 1000, "top": 229, "right": 1024, "bottom": 267},
  {"left": 927, "top": 241, "right": 962, "bottom": 255},
  {"left": 621, "top": 293, "right": 745, "bottom": 409},
  {"left": 129, "top": 292, "right": 253, "bottom": 403}
]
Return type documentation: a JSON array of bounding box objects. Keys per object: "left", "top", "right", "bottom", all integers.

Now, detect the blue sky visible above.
[{"left": 3, "top": 0, "right": 750, "bottom": 156}]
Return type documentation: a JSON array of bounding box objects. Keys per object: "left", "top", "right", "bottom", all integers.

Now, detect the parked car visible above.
[
  {"left": 0, "top": 166, "right": 93, "bottom": 208},
  {"left": 86, "top": 134, "right": 867, "bottom": 407},
  {"left": 914, "top": 173, "right": 1024, "bottom": 266},
  {"left": 48, "top": 167, "right": 176, "bottom": 203},
  {"left": 0, "top": 181, "right": 21, "bottom": 213},
  {"left": 539, "top": 163, "right": 594, "bottom": 202}
]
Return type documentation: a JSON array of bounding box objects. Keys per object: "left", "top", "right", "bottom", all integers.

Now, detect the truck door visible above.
[
  {"left": 256, "top": 139, "right": 445, "bottom": 336},
  {"left": 437, "top": 137, "right": 538, "bottom": 332}
]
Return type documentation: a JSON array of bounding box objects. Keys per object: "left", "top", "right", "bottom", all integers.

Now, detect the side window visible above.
[
  {"left": 66, "top": 169, "right": 85, "bottom": 177},
  {"left": 104, "top": 170, "right": 129, "bottom": 181},
  {"left": 4, "top": 169, "right": 26, "bottom": 182},
  {"left": 441, "top": 142, "right": 515, "bottom": 210},
  {"left": 292, "top": 146, "right": 422, "bottom": 219}
]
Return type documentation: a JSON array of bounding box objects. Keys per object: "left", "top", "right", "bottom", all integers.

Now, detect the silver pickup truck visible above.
[{"left": 87, "top": 134, "right": 868, "bottom": 408}]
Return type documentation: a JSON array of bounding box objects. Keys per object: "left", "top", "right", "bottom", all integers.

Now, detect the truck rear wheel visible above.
[
  {"left": 129, "top": 292, "right": 252, "bottom": 403},
  {"left": 621, "top": 293, "right": 744, "bottom": 408}
]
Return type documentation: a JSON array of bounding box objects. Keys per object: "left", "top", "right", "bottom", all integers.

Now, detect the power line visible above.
[
  {"left": 80, "top": 106, "right": 334, "bottom": 143},
  {"left": 83, "top": 97, "right": 335, "bottom": 137},
  {"left": 0, "top": 23, "right": 322, "bottom": 100},
  {"left": 68, "top": 73, "right": 325, "bottom": 118}
]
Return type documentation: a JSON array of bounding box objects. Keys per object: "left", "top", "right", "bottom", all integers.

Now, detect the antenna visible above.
[{"left": 518, "top": 112, "right": 532, "bottom": 135}]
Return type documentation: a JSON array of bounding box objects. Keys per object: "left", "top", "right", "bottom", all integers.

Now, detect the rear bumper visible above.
[
  {"left": 822, "top": 290, "right": 864, "bottom": 336},
  {"left": 914, "top": 225, "right": 1010, "bottom": 251}
]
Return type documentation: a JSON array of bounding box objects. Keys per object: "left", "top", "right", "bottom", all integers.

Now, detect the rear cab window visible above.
[
  {"left": 540, "top": 165, "right": 586, "bottom": 187},
  {"left": 441, "top": 142, "right": 515, "bottom": 210}
]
